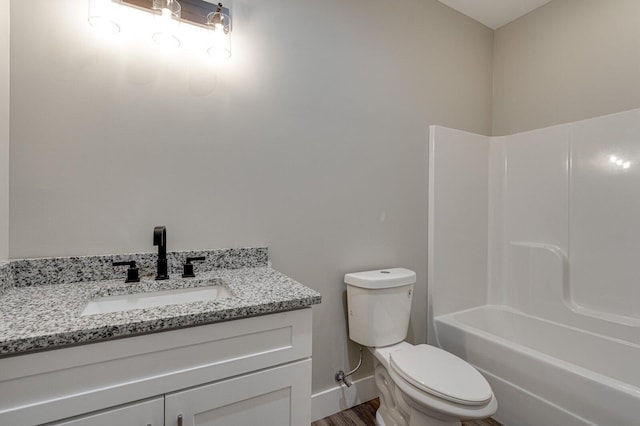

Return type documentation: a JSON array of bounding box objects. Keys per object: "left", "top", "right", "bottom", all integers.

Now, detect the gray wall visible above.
[
  {"left": 492, "top": 0, "right": 640, "bottom": 136},
  {"left": 0, "top": 0, "right": 8, "bottom": 259},
  {"left": 9, "top": 0, "right": 493, "bottom": 393}
]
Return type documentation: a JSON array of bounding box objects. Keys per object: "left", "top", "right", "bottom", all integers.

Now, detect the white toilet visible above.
[{"left": 345, "top": 268, "right": 497, "bottom": 426}]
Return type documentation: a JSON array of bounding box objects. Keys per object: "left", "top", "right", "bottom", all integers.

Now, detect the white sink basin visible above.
[{"left": 82, "top": 285, "right": 231, "bottom": 316}]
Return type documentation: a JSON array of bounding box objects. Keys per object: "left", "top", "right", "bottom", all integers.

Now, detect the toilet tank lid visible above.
[{"left": 344, "top": 268, "right": 416, "bottom": 289}]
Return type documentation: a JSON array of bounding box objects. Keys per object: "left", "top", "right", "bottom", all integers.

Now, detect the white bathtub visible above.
[{"left": 435, "top": 306, "right": 640, "bottom": 426}]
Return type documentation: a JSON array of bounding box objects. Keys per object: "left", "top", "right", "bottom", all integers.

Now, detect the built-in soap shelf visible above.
[
  {"left": 507, "top": 241, "right": 640, "bottom": 326},
  {"left": 507, "top": 241, "right": 570, "bottom": 314}
]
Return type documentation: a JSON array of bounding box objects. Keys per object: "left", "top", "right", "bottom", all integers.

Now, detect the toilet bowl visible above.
[
  {"left": 345, "top": 268, "right": 497, "bottom": 426},
  {"left": 372, "top": 342, "right": 497, "bottom": 426}
]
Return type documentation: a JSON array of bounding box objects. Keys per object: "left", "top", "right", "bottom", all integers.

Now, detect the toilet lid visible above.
[{"left": 389, "top": 345, "right": 492, "bottom": 406}]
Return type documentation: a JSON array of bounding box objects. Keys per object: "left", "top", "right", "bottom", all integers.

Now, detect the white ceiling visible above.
[{"left": 438, "top": 0, "right": 553, "bottom": 29}]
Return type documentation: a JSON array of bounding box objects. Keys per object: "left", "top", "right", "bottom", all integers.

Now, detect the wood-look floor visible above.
[{"left": 312, "top": 399, "right": 502, "bottom": 426}]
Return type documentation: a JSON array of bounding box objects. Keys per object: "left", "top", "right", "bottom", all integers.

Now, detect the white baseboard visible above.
[{"left": 311, "top": 375, "right": 378, "bottom": 422}]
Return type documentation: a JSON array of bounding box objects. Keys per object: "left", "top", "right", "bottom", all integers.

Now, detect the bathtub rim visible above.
[{"left": 434, "top": 304, "right": 640, "bottom": 398}]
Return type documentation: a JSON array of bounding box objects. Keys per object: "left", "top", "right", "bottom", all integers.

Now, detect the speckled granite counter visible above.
[
  {"left": 0, "top": 250, "right": 321, "bottom": 357},
  {"left": 0, "top": 261, "right": 9, "bottom": 295}
]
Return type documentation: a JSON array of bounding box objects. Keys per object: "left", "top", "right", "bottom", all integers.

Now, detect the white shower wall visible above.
[
  {"left": 427, "top": 126, "right": 489, "bottom": 343},
  {"left": 430, "top": 108, "right": 640, "bottom": 334},
  {"left": 488, "top": 124, "right": 570, "bottom": 311},
  {"left": 569, "top": 109, "right": 640, "bottom": 323}
]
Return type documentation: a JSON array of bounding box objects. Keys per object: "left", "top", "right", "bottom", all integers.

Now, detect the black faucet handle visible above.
[
  {"left": 183, "top": 256, "right": 206, "bottom": 278},
  {"left": 112, "top": 260, "right": 140, "bottom": 283}
]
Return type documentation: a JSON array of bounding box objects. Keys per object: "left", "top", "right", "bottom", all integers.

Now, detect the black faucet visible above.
[{"left": 153, "top": 226, "right": 169, "bottom": 280}]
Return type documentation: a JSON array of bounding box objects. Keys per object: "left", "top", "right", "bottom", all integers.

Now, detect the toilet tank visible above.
[{"left": 345, "top": 268, "right": 416, "bottom": 347}]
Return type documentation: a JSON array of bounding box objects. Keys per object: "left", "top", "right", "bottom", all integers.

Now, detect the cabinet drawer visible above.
[
  {"left": 45, "top": 397, "right": 164, "bottom": 426},
  {"left": 165, "top": 359, "right": 312, "bottom": 426}
]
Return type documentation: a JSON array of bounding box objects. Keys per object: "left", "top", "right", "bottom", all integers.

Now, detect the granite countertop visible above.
[{"left": 0, "top": 267, "right": 321, "bottom": 357}]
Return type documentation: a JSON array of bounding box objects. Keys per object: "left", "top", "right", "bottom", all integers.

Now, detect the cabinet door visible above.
[
  {"left": 165, "top": 359, "right": 311, "bottom": 426},
  {"left": 45, "top": 397, "right": 164, "bottom": 426}
]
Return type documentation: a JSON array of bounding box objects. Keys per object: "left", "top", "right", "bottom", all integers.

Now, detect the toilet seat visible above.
[
  {"left": 389, "top": 344, "right": 492, "bottom": 406},
  {"left": 386, "top": 359, "right": 498, "bottom": 422}
]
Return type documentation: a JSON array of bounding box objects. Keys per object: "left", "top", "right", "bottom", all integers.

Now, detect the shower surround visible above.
[{"left": 427, "top": 109, "right": 640, "bottom": 426}]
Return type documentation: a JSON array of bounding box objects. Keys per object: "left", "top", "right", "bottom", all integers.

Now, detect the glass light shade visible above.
[
  {"left": 206, "top": 11, "right": 231, "bottom": 60},
  {"left": 88, "top": 0, "right": 122, "bottom": 34},
  {"left": 152, "top": 0, "right": 182, "bottom": 48}
]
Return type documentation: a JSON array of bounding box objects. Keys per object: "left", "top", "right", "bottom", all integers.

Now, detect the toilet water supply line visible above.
[{"left": 335, "top": 346, "right": 364, "bottom": 387}]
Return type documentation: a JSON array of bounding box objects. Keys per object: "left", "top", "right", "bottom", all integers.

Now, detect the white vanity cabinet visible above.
[{"left": 0, "top": 308, "right": 313, "bottom": 426}]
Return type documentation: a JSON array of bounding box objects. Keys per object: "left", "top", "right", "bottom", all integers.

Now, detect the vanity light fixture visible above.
[{"left": 87, "top": 0, "right": 233, "bottom": 59}]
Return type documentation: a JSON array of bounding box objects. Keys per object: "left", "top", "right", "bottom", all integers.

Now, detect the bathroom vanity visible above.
[{"left": 0, "top": 248, "right": 321, "bottom": 426}]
